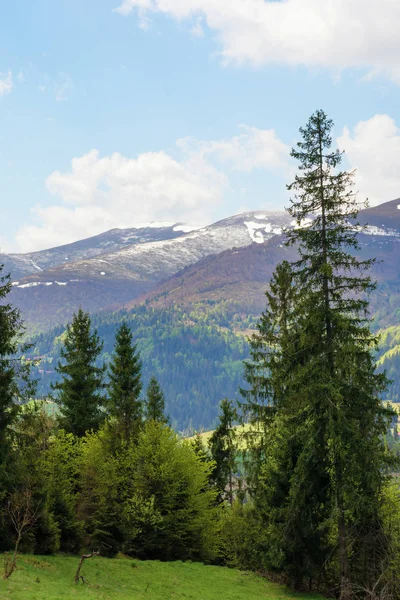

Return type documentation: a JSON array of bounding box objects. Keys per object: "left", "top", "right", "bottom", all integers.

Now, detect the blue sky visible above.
[{"left": 1, "top": 0, "right": 400, "bottom": 252}]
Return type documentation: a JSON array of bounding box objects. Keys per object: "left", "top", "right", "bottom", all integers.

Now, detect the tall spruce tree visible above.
[
  {"left": 53, "top": 309, "right": 105, "bottom": 437},
  {"left": 0, "top": 269, "right": 22, "bottom": 463},
  {"left": 107, "top": 322, "right": 142, "bottom": 441},
  {"left": 208, "top": 399, "right": 237, "bottom": 505},
  {"left": 145, "top": 376, "right": 169, "bottom": 424},
  {"left": 242, "top": 260, "right": 295, "bottom": 426},
  {"left": 286, "top": 110, "right": 394, "bottom": 598},
  {"left": 0, "top": 265, "right": 35, "bottom": 499},
  {"left": 242, "top": 261, "right": 329, "bottom": 585},
  {"left": 243, "top": 111, "right": 395, "bottom": 597}
]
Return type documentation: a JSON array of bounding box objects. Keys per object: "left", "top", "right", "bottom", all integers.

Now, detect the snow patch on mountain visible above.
[
  {"left": 244, "top": 222, "right": 265, "bottom": 243},
  {"left": 244, "top": 219, "right": 284, "bottom": 243},
  {"left": 133, "top": 221, "right": 175, "bottom": 229},
  {"left": 173, "top": 225, "right": 200, "bottom": 233},
  {"left": 17, "top": 281, "right": 53, "bottom": 289},
  {"left": 291, "top": 218, "right": 313, "bottom": 229},
  {"left": 30, "top": 260, "right": 43, "bottom": 271},
  {"left": 360, "top": 225, "right": 399, "bottom": 237}
]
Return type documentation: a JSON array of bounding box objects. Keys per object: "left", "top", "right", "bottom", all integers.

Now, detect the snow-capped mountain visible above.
[
  {"left": 12, "top": 211, "right": 291, "bottom": 284},
  {"left": 0, "top": 223, "right": 189, "bottom": 280},
  {"left": 7, "top": 211, "right": 292, "bottom": 331},
  {"left": 5, "top": 199, "right": 400, "bottom": 333},
  {"left": 357, "top": 198, "right": 400, "bottom": 234}
]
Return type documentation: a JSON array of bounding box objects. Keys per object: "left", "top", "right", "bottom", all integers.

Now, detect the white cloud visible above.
[
  {"left": 338, "top": 115, "right": 400, "bottom": 205},
  {"left": 0, "top": 70, "right": 13, "bottom": 97},
  {"left": 114, "top": 0, "right": 400, "bottom": 82},
  {"left": 16, "top": 127, "right": 289, "bottom": 252},
  {"left": 181, "top": 126, "right": 289, "bottom": 172}
]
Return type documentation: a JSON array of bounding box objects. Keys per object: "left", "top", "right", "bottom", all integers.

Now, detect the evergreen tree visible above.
[
  {"left": 145, "top": 376, "right": 169, "bottom": 424},
  {"left": 0, "top": 268, "right": 22, "bottom": 474},
  {"left": 242, "top": 111, "right": 395, "bottom": 596},
  {"left": 44, "top": 430, "right": 83, "bottom": 552},
  {"left": 107, "top": 322, "right": 142, "bottom": 441},
  {"left": 0, "top": 265, "right": 35, "bottom": 501},
  {"left": 191, "top": 433, "right": 211, "bottom": 464},
  {"left": 52, "top": 309, "right": 105, "bottom": 437},
  {"left": 121, "top": 421, "right": 219, "bottom": 561},
  {"left": 286, "top": 110, "right": 394, "bottom": 598},
  {"left": 242, "top": 262, "right": 330, "bottom": 585},
  {"left": 208, "top": 399, "right": 237, "bottom": 505},
  {"left": 241, "top": 261, "right": 296, "bottom": 492},
  {"left": 78, "top": 429, "right": 123, "bottom": 557}
]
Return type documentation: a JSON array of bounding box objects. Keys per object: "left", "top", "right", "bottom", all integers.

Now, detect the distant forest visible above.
[
  {"left": 26, "top": 304, "right": 251, "bottom": 432},
  {"left": 25, "top": 302, "right": 400, "bottom": 432}
]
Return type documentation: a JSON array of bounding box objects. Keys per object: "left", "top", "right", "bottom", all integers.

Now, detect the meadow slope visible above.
[{"left": 0, "top": 555, "right": 325, "bottom": 600}]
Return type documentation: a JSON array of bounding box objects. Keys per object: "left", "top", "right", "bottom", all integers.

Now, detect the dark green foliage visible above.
[
  {"left": 242, "top": 261, "right": 330, "bottom": 585},
  {"left": 107, "top": 322, "right": 143, "bottom": 441},
  {"left": 29, "top": 306, "right": 249, "bottom": 431},
  {"left": 0, "top": 269, "right": 21, "bottom": 456},
  {"left": 208, "top": 399, "right": 237, "bottom": 505},
  {"left": 220, "top": 500, "right": 265, "bottom": 569},
  {"left": 191, "top": 433, "right": 211, "bottom": 464},
  {"left": 0, "top": 265, "right": 37, "bottom": 552},
  {"left": 145, "top": 376, "right": 169, "bottom": 424},
  {"left": 52, "top": 309, "right": 105, "bottom": 437},
  {"left": 0, "top": 264, "right": 35, "bottom": 499},
  {"left": 242, "top": 111, "right": 396, "bottom": 596},
  {"left": 286, "top": 110, "right": 395, "bottom": 596},
  {"left": 43, "top": 430, "right": 83, "bottom": 552},
  {"left": 121, "top": 421, "right": 219, "bottom": 561},
  {"left": 241, "top": 261, "right": 297, "bottom": 493},
  {"left": 5, "top": 404, "right": 61, "bottom": 556},
  {"left": 31, "top": 508, "right": 60, "bottom": 555},
  {"left": 78, "top": 429, "right": 123, "bottom": 557}
]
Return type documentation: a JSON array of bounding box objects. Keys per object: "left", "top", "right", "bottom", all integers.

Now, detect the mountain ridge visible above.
[
  {"left": 3, "top": 198, "right": 400, "bottom": 335},
  {"left": 7, "top": 210, "right": 292, "bottom": 332}
]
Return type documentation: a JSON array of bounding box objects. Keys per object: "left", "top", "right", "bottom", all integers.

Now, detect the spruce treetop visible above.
[
  {"left": 107, "top": 321, "right": 142, "bottom": 440},
  {"left": 53, "top": 309, "right": 105, "bottom": 437},
  {"left": 145, "top": 376, "right": 169, "bottom": 424}
]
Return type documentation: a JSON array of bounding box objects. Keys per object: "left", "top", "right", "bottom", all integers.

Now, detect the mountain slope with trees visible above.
[{"left": 23, "top": 208, "right": 400, "bottom": 431}]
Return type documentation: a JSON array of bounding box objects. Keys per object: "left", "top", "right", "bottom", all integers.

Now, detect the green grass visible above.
[
  {"left": 0, "top": 555, "right": 324, "bottom": 600},
  {"left": 189, "top": 422, "right": 261, "bottom": 450}
]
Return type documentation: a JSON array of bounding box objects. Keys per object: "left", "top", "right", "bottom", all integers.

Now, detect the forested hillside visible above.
[
  {"left": 27, "top": 305, "right": 250, "bottom": 431},
  {"left": 26, "top": 298, "right": 400, "bottom": 431},
  {"left": 6, "top": 199, "right": 400, "bottom": 431}
]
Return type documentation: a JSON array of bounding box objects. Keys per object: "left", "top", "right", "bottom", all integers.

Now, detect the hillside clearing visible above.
[{"left": 0, "top": 555, "right": 324, "bottom": 600}]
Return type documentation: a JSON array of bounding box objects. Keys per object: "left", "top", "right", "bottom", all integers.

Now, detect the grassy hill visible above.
[{"left": 0, "top": 555, "right": 324, "bottom": 600}]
